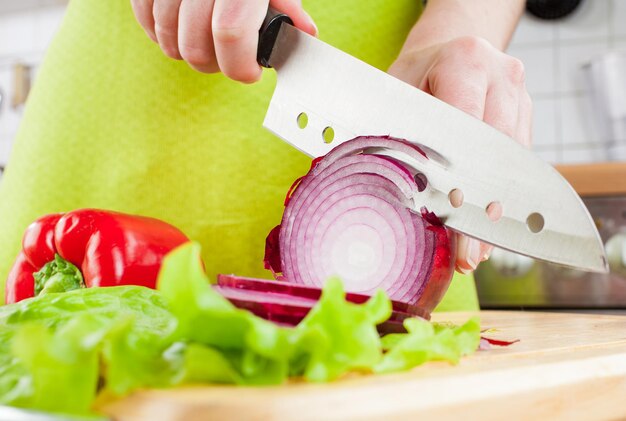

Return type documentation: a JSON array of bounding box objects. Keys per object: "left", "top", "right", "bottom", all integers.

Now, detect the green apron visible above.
[{"left": 0, "top": 0, "right": 478, "bottom": 311}]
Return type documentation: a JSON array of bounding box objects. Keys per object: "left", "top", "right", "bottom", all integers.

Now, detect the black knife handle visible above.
[{"left": 257, "top": 8, "right": 293, "bottom": 68}]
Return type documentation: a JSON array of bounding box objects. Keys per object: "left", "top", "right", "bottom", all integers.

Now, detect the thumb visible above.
[{"left": 270, "top": 0, "right": 317, "bottom": 36}]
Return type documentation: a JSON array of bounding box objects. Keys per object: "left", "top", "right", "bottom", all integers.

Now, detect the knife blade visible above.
[{"left": 257, "top": 12, "right": 607, "bottom": 273}]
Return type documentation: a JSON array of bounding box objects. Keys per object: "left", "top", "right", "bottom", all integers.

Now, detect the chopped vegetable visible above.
[
  {"left": 213, "top": 283, "right": 416, "bottom": 323},
  {"left": 217, "top": 274, "right": 429, "bottom": 318},
  {"left": 0, "top": 243, "right": 481, "bottom": 416},
  {"left": 479, "top": 336, "right": 520, "bottom": 350},
  {"left": 292, "top": 277, "right": 390, "bottom": 382},
  {"left": 5, "top": 209, "right": 189, "bottom": 304},
  {"left": 375, "top": 317, "right": 481, "bottom": 373},
  {"left": 264, "top": 136, "right": 455, "bottom": 317},
  {"left": 0, "top": 286, "right": 177, "bottom": 414}
]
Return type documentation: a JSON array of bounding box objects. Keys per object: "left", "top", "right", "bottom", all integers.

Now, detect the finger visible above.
[
  {"left": 427, "top": 63, "right": 489, "bottom": 120},
  {"left": 465, "top": 76, "right": 518, "bottom": 268},
  {"left": 480, "top": 244, "right": 494, "bottom": 262},
  {"left": 153, "top": 0, "right": 184, "bottom": 60},
  {"left": 131, "top": 0, "right": 157, "bottom": 42},
  {"left": 271, "top": 0, "right": 317, "bottom": 36},
  {"left": 178, "top": 0, "right": 219, "bottom": 73},
  {"left": 483, "top": 84, "right": 519, "bottom": 138},
  {"left": 212, "top": 0, "right": 268, "bottom": 83},
  {"left": 455, "top": 234, "right": 483, "bottom": 274},
  {"left": 516, "top": 87, "right": 533, "bottom": 148},
  {"left": 425, "top": 45, "right": 490, "bottom": 274},
  {"left": 484, "top": 56, "right": 526, "bottom": 139},
  {"left": 388, "top": 45, "right": 439, "bottom": 88}
]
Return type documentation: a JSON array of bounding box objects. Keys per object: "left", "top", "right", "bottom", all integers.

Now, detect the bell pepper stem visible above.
[{"left": 34, "top": 254, "right": 84, "bottom": 296}]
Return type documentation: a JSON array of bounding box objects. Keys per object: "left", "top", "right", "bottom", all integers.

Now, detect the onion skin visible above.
[
  {"left": 265, "top": 136, "right": 456, "bottom": 318},
  {"left": 263, "top": 225, "right": 283, "bottom": 277},
  {"left": 413, "top": 209, "right": 457, "bottom": 314}
]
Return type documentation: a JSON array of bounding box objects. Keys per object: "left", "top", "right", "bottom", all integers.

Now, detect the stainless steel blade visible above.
[{"left": 263, "top": 24, "right": 607, "bottom": 273}]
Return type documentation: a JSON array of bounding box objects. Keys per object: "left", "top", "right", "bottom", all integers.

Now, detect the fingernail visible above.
[
  {"left": 467, "top": 239, "right": 481, "bottom": 270},
  {"left": 303, "top": 11, "right": 318, "bottom": 36},
  {"left": 481, "top": 245, "right": 494, "bottom": 262},
  {"left": 458, "top": 266, "right": 473, "bottom": 275}
]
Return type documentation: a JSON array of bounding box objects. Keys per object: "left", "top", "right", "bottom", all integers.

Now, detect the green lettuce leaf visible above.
[
  {"left": 10, "top": 316, "right": 106, "bottom": 414},
  {"left": 374, "top": 317, "right": 481, "bottom": 373},
  {"left": 290, "top": 277, "right": 391, "bottom": 382},
  {"left": 0, "top": 286, "right": 178, "bottom": 411},
  {"left": 0, "top": 242, "right": 481, "bottom": 416},
  {"left": 181, "top": 344, "right": 242, "bottom": 385},
  {"left": 157, "top": 242, "right": 292, "bottom": 385}
]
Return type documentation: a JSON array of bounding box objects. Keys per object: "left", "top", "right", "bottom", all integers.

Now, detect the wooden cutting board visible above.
[{"left": 99, "top": 311, "right": 626, "bottom": 421}]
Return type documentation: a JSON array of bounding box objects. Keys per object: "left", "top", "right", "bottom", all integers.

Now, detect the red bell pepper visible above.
[{"left": 5, "top": 209, "right": 189, "bottom": 304}]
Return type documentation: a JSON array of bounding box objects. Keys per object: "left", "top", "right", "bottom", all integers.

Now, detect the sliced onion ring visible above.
[
  {"left": 212, "top": 283, "right": 420, "bottom": 322},
  {"left": 265, "top": 136, "right": 456, "bottom": 317},
  {"left": 217, "top": 274, "right": 428, "bottom": 318}
]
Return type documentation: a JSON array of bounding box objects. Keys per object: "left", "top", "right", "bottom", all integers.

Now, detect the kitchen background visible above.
[
  {"left": 0, "top": 0, "right": 624, "bottom": 176},
  {"left": 0, "top": 0, "right": 625, "bottom": 309}
]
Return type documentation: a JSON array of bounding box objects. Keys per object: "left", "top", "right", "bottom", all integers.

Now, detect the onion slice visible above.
[
  {"left": 217, "top": 274, "right": 428, "bottom": 318},
  {"left": 213, "top": 282, "right": 421, "bottom": 323},
  {"left": 265, "top": 136, "right": 456, "bottom": 317}
]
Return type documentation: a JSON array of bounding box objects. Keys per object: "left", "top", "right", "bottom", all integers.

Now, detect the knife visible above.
[{"left": 257, "top": 10, "right": 608, "bottom": 273}]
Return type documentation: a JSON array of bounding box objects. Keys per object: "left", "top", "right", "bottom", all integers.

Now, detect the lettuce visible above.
[
  {"left": 0, "top": 242, "right": 480, "bottom": 416},
  {"left": 0, "top": 286, "right": 177, "bottom": 413},
  {"left": 291, "top": 278, "right": 391, "bottom": 382},
  {"left": 374, "top": 317, "right": 481, "bottom": 373}
]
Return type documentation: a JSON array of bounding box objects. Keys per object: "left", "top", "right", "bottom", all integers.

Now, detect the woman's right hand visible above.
[{"left": 131, "top": 0, "right": 317, "bottom": 83}]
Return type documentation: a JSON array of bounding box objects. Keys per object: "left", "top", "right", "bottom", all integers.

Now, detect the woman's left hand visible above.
[{"left": 388, "top": 36, "right": 533, "bottom": 274}]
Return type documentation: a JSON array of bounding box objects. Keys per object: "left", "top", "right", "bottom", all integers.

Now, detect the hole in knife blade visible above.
[
  {"left": 297, "top": 112, "right": 308, "bottom": 129},
  {"left": 414, "top": 173, "right": 427, "bottom": 192},
  {"left": 322, "top": 127, "right": 334, "bottom": 144},
  {"left": 526, "top": 212, "right": 544, "bottom": 233},
  {"left": 448, "top": 189, "right": 464, "bottom": 208},
  {"left": 486, "top": 201, "right": 503, "bottom": 222}
]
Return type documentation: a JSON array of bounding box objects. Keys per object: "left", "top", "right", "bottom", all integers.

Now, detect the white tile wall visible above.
[
  {"left": 34, "top": 5, "right": 66, "bottom": 51},
  {"left": 532, "top": 98, "right": 559, "bottom": 149},
  {"left": 0, "top": 4, "right": 66, "bottom": 170},
  {"left": 510, "top": 15, "right": 556, "bottom": 45},
  {"left": 562, "top": 146, "right": 608, "bottom": 163},
  {"left": 556, "top": 0, "right": 610, "bottom": 42},
  {"left": 614, "top": 40, "right": 626, "bottom": 50},
  {"left": 0, "top": 136, "right": 12, "bottom": 167},
  {"left": 508, "top": 0, "right": 626, "bottom": 164},
  {"left": 0, "top": 66, "right": 13, "bottom": 136},
  {"left": 0, "top": 11, "right": 36, "bottom": 57},
  {"left": 612, "top": 1, "right": 626, "bottom": 38},
  {"left": 560, "top": 94, "right": 603, "bottom": 146},
  {"left": 558, "top": 41, "right": 610, "bottom": 94},
  {"left": 535, "top": 148, "right": 561, "bottom": 163},
  {"left": 0, "top": 63, "right": 25, "bottom": 169},
  {"left": 508, "top": 45, "right": 555, "bottom": 95}
]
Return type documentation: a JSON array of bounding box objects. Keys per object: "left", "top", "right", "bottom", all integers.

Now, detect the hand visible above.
[
  {"left": 131, "top": 0, "right": 317, "bottom": 83},
  {"left": 388, "top": 36, "right": 533, "bottom": 274}
]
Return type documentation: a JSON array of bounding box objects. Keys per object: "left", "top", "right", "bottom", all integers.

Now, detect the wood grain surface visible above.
[
  {"left": 99, "top": 311, "right": 626, "bottom": 421},
  {"left": 556, "top": 162, "right": 626, "bottom": 196}
]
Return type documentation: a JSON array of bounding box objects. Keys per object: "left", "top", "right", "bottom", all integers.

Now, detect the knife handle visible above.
[{"left": 258, "top": 8, "right": 293, "bottom": 68}]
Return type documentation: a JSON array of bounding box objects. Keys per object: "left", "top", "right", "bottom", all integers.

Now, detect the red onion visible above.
[
  {"left": 212, "top": 279, "right": 421, "bottom": 332},
  {"left": 265, "top": 136, "right": 456, "bottom": 316},
  {"left": 216, "top": 274, "right": 428, "bottom": 318},
  {"left": 213, "top": 284, "right": 414, "bottom": 323}
]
